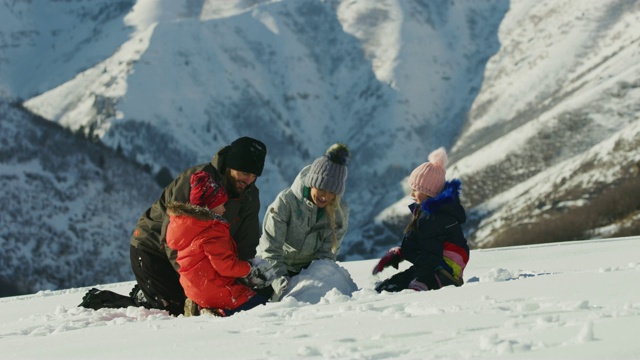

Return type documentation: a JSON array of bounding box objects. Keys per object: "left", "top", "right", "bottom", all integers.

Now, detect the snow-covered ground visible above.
[{"left": 1, "top": 236, "right": 638, "bottom": 359}]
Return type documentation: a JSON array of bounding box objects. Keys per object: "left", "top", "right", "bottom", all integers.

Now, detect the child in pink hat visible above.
[{"left": 372, "top": 147, "right": 470, "bottom": 292}]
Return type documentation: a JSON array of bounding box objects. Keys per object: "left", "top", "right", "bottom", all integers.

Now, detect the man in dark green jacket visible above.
[{"left": 129, "top": 136, "right": 267, "bottom": 315}]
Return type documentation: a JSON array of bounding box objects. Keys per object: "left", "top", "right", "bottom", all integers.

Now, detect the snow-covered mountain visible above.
[
  {"left": 1, "top": 0, "right": 639, "bottom": 296},
  {"left": 449, "top": 0, "right": 640, "bottom": 247},
  {"left": 14, "top": 0, "right": 506, "bottom": 236}
]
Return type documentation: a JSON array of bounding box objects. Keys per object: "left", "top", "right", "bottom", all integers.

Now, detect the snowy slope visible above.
[
  {"left": 470, "top": 121, "right": 640, "bottom": 246},
  {"left": 1, "top": 236, "right": 639, "bottom": 359},
  {"left": 453, "top": 0, "right": 640, "bottom": 155}
]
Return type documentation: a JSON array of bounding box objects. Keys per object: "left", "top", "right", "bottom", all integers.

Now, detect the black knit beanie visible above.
[{"left": 225, "top": 137, "right": 267, "bottom": 176}]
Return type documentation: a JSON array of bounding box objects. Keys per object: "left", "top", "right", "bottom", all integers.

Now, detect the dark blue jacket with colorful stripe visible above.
[{"left": 400, "top": 179, "right": 469, "bottom": 283}]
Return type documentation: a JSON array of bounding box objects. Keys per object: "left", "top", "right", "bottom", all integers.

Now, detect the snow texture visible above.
[{"left": 1, "top": 237, "right": 639, "bottom": 359}]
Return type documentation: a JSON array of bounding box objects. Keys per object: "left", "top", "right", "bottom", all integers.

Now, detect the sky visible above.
[{"left": 1, "top": 236, "right": 639, "bottom": 359}]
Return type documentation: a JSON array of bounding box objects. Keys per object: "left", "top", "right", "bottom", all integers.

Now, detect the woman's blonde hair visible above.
[{"left": 325, "top": 195, "right": 343, "bottom": 254}]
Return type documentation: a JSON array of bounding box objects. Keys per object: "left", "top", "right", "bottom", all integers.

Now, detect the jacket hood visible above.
[
  {"left": 166, "top": 202, "right": 229, "bottom": 251},
  {"left": 211, "top": 147, "right": 228, "bottom": 174},
  {"left": 166, "top": 202, "right": 226, "bottom": 222},
  {"left": 418, "top": 179, "right": 466, "bottom": 222},
  {"left": 290, "top": 165, "right": 312, "bottom": 201}
]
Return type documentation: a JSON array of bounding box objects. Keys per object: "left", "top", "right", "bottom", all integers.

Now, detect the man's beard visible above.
[{"left": 223, "top": 170, "right": 243, "bottom": 197}]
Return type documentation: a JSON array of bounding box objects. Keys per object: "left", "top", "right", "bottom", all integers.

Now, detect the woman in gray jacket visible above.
[{"left": 257, "top": 143, "right": 351, "bottom": 301}]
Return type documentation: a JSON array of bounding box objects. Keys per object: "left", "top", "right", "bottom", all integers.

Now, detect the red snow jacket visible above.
[{"left": 165, "top": 202, "right": 254, "bottom": 310}]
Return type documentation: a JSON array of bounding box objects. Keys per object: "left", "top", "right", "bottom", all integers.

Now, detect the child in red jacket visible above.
[{"left": 166, "top": 171, "right": 274, "bottom": 316}]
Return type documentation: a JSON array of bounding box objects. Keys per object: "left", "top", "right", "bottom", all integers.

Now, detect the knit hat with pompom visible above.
[
  {"left": 408, "top": 147, "right": 448, "bottom": 197},
  {"left": 305, "top": 143, "right": 351, "bottom": 196}
]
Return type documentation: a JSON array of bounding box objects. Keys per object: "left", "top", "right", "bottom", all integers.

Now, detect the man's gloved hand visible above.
[
  {"left": 372, "top": 246, "right": 403, "bottom": 275},
  {"left": 249, "top": 257, "right": 276, "bottom": 287},
  {"left": 243, "top": 257, "right": 276, "bottom": 288}
]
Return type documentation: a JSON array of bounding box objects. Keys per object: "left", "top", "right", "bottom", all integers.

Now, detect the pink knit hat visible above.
[{"left": 408, "top": 147, "right": 448, "bottom": 197}]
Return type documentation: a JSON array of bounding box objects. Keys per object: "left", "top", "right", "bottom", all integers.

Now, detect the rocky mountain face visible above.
[
  {"left": 449, "top": 0, "right": 640, "bottom": 247},
  {"left": 1, "top": 0, "right": 638, "bottom": 296}
]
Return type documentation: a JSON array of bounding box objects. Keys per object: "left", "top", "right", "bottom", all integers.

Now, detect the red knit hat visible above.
[
  {"left": 408, "top": 147, "right": 448, "bottom": 197},
  {"left": 189, "top": 171, "right": 228, "bottom": 209}
]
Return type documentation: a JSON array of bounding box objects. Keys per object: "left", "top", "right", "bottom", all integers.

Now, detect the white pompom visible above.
[{"left": 427, "top": 147, "right": 447, "bottom": 168}]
